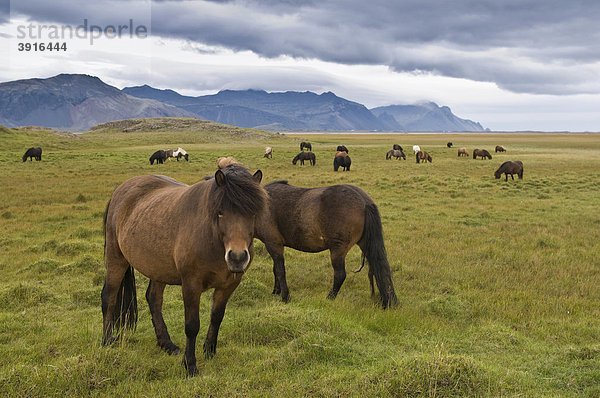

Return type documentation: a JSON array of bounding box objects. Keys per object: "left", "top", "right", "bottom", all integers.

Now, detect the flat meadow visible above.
[{"left": 1, "top": 121, "right": 599, "bottom": 397}]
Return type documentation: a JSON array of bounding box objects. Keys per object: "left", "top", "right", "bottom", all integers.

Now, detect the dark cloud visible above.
[{"left": 6, "top": 0, "right": 600, "bottom": 95}]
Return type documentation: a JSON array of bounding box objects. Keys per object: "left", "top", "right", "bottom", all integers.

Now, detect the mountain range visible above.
[{"left": 0, "top": 74, "right": 486, "bottom": 132}]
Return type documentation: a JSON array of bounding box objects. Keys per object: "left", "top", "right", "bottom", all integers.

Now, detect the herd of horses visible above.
[{"left": 21, "top": 138, "right": 523, "bottom": 377}]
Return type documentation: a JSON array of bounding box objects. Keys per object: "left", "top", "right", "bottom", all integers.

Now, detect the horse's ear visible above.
[
  {"left": 215, "top": 170, "right": 226, "bottom": 186},
  {"left": 253, "top": 170, "right": 263, "bottom": 183}
]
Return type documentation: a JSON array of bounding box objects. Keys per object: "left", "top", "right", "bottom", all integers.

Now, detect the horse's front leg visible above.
[
  {"left": 204, "top": 282, "right": 241, "bottom": 358},
  {"left": 146, "top": 280, "right": 180, "bottom": 354},
  {"left": 327, "top": 247, "right": 349, "bottom": 300},
  {"left": 181, "top": 281, "right": 202, "bottom": 377}
]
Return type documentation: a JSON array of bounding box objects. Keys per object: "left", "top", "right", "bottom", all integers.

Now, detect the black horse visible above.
[
  {"left": 150, "top": 150, "right": 167, "bottom": 165},
  {"left": 292, "top": 152, "right": 316, "bottom": 166},
  {"left": 393, "top": 144, "right": 403, "bottom": 151},
  {"left": 300, "top": 141, "right": 312, "bottom": 151},
  {"left": 334, "top": 155, "right": 351, "bottom": 171},
  {"left": 336, "top": 145, "right": 349, "bottom": 153},
  {"left": 447, "top": 142, "right": 453, "bottom": 148},
  {"left": 22, "top": 147, "right": 42, "bottom": 162}
]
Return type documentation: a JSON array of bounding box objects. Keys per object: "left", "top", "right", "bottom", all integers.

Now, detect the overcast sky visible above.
[{"left": 1, "top": 0, "right": 599, "bottom": 131}]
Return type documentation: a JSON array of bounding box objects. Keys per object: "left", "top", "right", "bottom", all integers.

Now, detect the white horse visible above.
[
  {"left": 172, "top": 147, "right": 189, "bottom": 161},
  {"left": 412, "top": 145, "right": 421, "bottom": 154},
  {"left": 264, "top": 146, "right": 273, "bottom": 158}
]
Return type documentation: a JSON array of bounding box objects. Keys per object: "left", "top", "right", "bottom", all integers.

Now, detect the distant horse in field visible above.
[
  {"left": 416, "top": 151, "right": 432, "bottom": 163},
  {"left": 102, "top": 165, "right": 267, "bottom": 377},
  {"left": 264, "top": 146, "right": 273, "bottom": 158},
  {"left": 495, "top": 161, "right": 523, "bottom": 181},
  {"left": 255, "top": 181, "right": 398, "bottom": 308},
  {"left": 447, "top": 142, "right": 453, "bottom": 148},
  {"left": 495, "top": 145, "right": 506, "bottom": 153},
  {"left": 150, "top": 150, "right": 167, "bottom": 165},
  {"left": 173, "top": 148, "right": 189, "bottom": 161},
  {"left": 217, "top": 157, "right": 239, "bottom": 169},
  {"left": 336, "top": 145, "right": 349, "bottom": 153},
  {"left": 458, "top": 147, "right": 469, "bottom": 157},
  {"left": 22, "top": 147, "right": 42, "bottom": 162},
  {"left": 393, "top": 144, "right": 403, "bottom": 151},
  {"left": 300, "top": 141, "right": 312, "bottom": 151},
  {"left": 292, "top": 151, "right": 316, "bottom": 166},
  {"left": 334, "top": 153, "right": 351, "bottom": 171},
  {"left": 386, "top": 149, "right": 406, "bottom": 160},
  {"left": 473, "top": 149, "right": 492, "bottom": 160},
  {"left": 413, "top": 145, "right": 421, "bottom": 154}
]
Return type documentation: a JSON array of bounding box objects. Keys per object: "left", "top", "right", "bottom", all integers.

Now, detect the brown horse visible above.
[
  {"left": 494, "top": 160, "right": 523, "bottom": 181},
  {"left": 102, "top": 165, "right": 267, "bottom": 377},
  {"left": 386, "top": 149, "right": 405, "bottom": 160},
  {"left": 255, "top": 181, "right": 398, "bottom": 309},
  {"left": 416, "top": 151, "right": 432, "bottom": 163},
  {"left": 457, "top": 147, "right": 469, "bottom": 157},
  {"left": 292, "top": 151, "right": 316, "bottom": 166},
  {"left": 495, "top": 145, "right": 506, "bottom": 152},
  {"left": 473, "top": 149, "right": 492, "bottom": 159},
  {"left": 333, "top": 154, "right": 352, "bottom": 171}
]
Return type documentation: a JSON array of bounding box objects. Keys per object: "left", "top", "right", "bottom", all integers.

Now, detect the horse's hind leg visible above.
[
  {"left": 146, "top": 280, "right": 180, "bottom": 354},
  {"left": 327, "top": 247, "right": 350, "bottom": 300}
]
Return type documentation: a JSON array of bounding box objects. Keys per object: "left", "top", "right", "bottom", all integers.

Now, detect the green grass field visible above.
[{"left": 1, "top": 121, "right": 599, "bottom": 397}]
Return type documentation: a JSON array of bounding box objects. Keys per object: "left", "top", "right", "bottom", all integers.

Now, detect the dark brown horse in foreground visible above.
[
  {"left": 495, "top": 160, "right": 523, "bottom": 181},
  {"left": 473, "top": 149, "right": 492, "bottom": 159},
  {"left": 102, "top": 165, "right": 267, "bottom": 377},
  {"left": 416, "top": 151, "right": 432, "bottom": 163},
  {"left": 255, "top": 181, "right": 398, "bottom": 309}
]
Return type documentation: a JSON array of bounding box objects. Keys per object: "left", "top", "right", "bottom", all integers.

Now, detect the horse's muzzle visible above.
[{"left": 225, "top": 249, "right": 249, "bottom": 273}]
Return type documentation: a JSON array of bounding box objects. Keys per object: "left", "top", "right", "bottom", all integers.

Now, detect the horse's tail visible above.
[
  {"left": 103, "top": 198, "right": 138, "bottom": 331},
  {"left": 416, "top": 151, "right": 420, "bottom": 163},
  {"left": 359, "top": 203, "right": 398, "bottom": 309}
]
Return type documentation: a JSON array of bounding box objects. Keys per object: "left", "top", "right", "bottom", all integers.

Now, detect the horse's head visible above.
[
  {"left": 494, "top": 170, "right": 501, "bottom": 179},
  {"left": 292, "top": 154, "right": 300, "bottom": 164},
  {"left": 213, "top": 166, "right": 267, "bottom": 273}
]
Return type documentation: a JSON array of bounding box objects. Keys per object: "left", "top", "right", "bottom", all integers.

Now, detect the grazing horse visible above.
[
  {"left": 255, "top": 181, "right": 398, "bottom": 308},
  {"left": 416, "top": 151, "right": 432, "bottom": 163},
  {"left": 173, "top": 148, "right": 189, "bottom": 161},
  {"left": 393, "top": 144, "right": 403, "bottom": 151},
  {"left": 386, "top": 149, "right": 406, "bottom": 160},
  {"left": 102, "top": 165, "right": 267, "bottom": 377},
  {"left": 264, "top": 146, "right": 273, "bottom": 158},
  {"left": 495, "top": 145, "right": 506, "bottom": 153},
  {"left": 473, "top": 149, "right": 492, "bottom": 160},
  {"left": 300, "top": 141, "right": 312, "bottom": 151},
  {"left": 336, "top": 145, "right": 349, "bottom": 153},
  {"left": 22, "top": 147, "right": 42, "bottom": 162},
  {"left": 495, "top": 161, "right": 523, "bottom": 181},
  {"left": 412, "top": 145, "right": 421, "bottom": 154},
  {"left": 150, "top": 150, "right": 167, "bottom": 165},
  {"left": 458, "top": 147, "right": 469, "bottom": 157},
  {"left": 447, "top": 142, "right": 453, "bottom": 148},
  {"left": 334, "top": 154, "right": 351, "bottom": 171},
  {"left": 292, "top": 151, "right": 316, "bottom": 166}
]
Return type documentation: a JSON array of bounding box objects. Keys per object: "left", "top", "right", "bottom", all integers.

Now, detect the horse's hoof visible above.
[
  {"left": 203, "top": 342, "right": 216, "bottom": 359},
  {"left": 102, "top": 335, "right": 117, "bottom": 346},
  {"left": 183, "top": 358, "right": 199, "bottom": 377},
  {"left": 162, "top": 342, "right": 181, "bottom": 355},
  {"left": 326, "top": 292, "right": 337, "bottom": 300}
]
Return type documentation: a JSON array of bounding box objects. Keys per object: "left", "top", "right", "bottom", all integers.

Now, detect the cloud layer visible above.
[{"left": 8, "top": 0, "right": 599, "bottom": 95}]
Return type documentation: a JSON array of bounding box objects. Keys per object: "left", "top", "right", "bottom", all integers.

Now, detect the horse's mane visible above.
[{"left": 209, "top": 165, "right": 268, "bottom": 217}]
